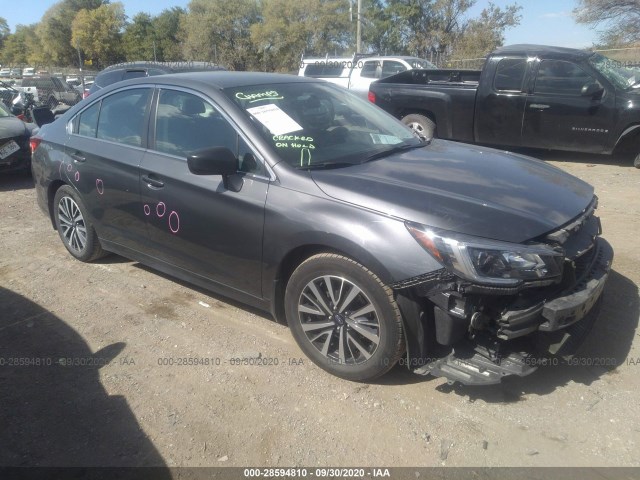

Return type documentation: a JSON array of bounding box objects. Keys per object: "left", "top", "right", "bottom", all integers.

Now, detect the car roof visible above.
[
  {"left": 492, "top": 44, "right": 593, "bottom": 61},
  {"left": 98, "top": 61, "right": 225, "bottom": 75},
  {"left": 120, "top": 71, "right": 317, "bottom": 90}
]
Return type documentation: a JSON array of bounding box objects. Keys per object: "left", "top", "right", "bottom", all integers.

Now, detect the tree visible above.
[
  {"left": 180, "top": 0, "right": 261, "bottom": 70},
  {"left": 72, "top": 2, "right": 126, "bottom": 68},
  {"left": 452, "top": 2, "right": 522, "bottom": 61},
  {"left": 251, "top": 0, "right": 352, "bottom": 72},
  {"left": 1, "top": 26, "right": 30, "bottom": 66},
  {"left": 0, "top": 17, "right": 9, "bottom": 52},
  {"left": 153, "top": 8, "right": 186, "bottom": 61},
  {"left": 37, "top": 0, "right": 105, "bottom": 66},
  {"left": 123, "top": 13, "right": 156, "bottom": 61},
  {"left": 574, "top": 0, "right": 640, "bottom": 46}
]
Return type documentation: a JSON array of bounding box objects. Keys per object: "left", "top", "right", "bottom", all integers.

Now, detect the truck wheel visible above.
[
  {"left": 634, "top": 153, "right": 640, "bottom": 169},
  {"left": 401, "top": 114, "right": 436, "bottom": 141},
  {"left": 285, "top": 253, "right": 404, "bottom": 381}
]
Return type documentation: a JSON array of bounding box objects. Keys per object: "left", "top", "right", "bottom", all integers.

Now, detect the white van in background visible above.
[
  {"left": 298, "top": 55, "right": 436, "bottom": 98},
  {"left": 22, "top": 67, "right": 35, "bottom": 77}
]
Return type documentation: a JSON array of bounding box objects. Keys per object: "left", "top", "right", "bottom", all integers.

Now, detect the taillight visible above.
[
  {"left": 30, "top": 137, "right": 42, "bottom": 153},
  {"left": 367, "top": 91, "right": 376, "bottom": 103}
]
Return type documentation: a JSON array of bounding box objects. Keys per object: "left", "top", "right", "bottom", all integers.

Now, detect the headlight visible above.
[{"left": 406, "top": 222, "right": 564, "bottom": 286}]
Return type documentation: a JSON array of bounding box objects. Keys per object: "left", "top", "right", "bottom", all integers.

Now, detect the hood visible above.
[
  {"left": 0, "top": 116, "right": 30, "bottom": 139},
  {"left": 310, "top": 141, "right": 594, "bottom": 243}
]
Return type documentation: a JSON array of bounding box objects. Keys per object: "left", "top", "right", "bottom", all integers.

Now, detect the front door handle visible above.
[
  {"left": 70, "top": 151, "right": 86, "bottom": 162},
  {"left": 142, "top": 174, "right": 164, "bottom": 189},
  {"left": 529, "top": 104, "right": 550, "bottom": 110}
]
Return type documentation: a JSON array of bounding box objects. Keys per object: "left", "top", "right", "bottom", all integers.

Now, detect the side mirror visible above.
[
  {"left": 187, "top": 147, "right": 238, "bottom": 176},
  {"left": 581, "top": 83, "right": 604, "bottom": 98},
  {"left": 187, "top": 147, "right": 242, "bottom": 191}
]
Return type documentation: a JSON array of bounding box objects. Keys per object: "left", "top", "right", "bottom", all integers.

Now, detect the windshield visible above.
[
  {"left": 589, "top": 53, "right": 640, "bottom": 90},
  {"left": 225, "top": 82, "right": 420, "bottom": 169}
]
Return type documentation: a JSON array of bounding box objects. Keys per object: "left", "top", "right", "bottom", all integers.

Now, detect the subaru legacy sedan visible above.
[{"left": 31, "top": 72, "right": 613, "bottom": 385}]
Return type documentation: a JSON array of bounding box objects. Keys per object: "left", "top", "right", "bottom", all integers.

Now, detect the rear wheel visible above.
[
  {"left": 634, "top": 153, "right": 640, "bottom": 169},
  {"left": 285, "top": 253, "right": 404, "bottom": 381},
  {"left": 401, "top": 114, "right": 436, "bottom": 142},
  {"left": 53, "top": 185, "right": 105, "bottom": 262}
]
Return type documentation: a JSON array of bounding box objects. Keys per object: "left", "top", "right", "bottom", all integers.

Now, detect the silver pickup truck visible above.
[{"left": 299, "top": 55, "right": 435, "bottom": 98}]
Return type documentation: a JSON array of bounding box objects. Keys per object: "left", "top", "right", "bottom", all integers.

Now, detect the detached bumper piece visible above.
[{"left": 415, "top": 341, "right": 537, "bottom": 386}]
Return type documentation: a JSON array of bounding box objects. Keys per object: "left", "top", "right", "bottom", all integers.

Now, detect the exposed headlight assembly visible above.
[{"left": 406, "top": 222, "right": 564, "bottom": 286}]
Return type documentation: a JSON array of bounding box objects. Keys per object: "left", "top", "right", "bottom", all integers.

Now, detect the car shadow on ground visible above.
[
  {"left": 0, "top": 286, "right": 171, "bottom": 473},
  {"left": 439, "top": 269, "right": 639, "bottom": 402},
  {"left": 0, "top": 171, "right": 33, "bottom": 192}
]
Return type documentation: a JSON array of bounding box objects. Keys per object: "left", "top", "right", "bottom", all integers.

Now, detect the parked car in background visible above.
[
  {"left": 369, "top": 44, "right": 640, "bottom": 167},
  {"left": 86, "top": 61, "right": 225, "bottom": 97},
  {"left": 23, "top": 67, "right": 35, "bottom": 77},
  {"left": 21, "top": 76, "right": 81, "bottom": 108},
  {"left": 299, "top": 55, "right": 436, "bottom": 98},
  {"left": 0, "top": 68, "right": 11, "bottom": 77},
  {"left": 0, "top": 100, "right": 35, "bottom": 173},
  {"left": 32, "top": 72, "right": 613, "bottom": 386}
]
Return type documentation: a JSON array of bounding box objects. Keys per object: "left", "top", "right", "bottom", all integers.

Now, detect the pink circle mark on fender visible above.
[
  {"left": 143, "top": 204, "right": 151, "bottom": 216},
  {"left": 169, "top": 211, "right": 180, "bottom": 234},
  {"left": 96, "top": 179, "right": 104, "bottom": 195},
  {"left": 74, "top": 171, "right": 80, "bottom": 182},
  {"left": 156, "top": 202, "right": 166, "bottom": 217},
  {"left": 66, "top": 164, "right": 73, "bottom": 172}
]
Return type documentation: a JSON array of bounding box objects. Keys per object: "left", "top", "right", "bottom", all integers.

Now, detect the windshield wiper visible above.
[
  {"left": 304, "top": 161, "right": 359, "bottom": 170},
  {"left": 361, "top": 142, "right": 428, "bottom": 164}
]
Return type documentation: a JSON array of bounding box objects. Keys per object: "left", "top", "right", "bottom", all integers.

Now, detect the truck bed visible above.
[{"left": 371, "top": 69, "right": 480, "bottom": 143}]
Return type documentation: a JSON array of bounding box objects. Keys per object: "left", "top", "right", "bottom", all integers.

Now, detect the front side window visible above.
[
  {"left": 96, "top": 88, "right": 151, "bottom": 147},
  {"left": 589, "top": 53, "right": 639, "bottom": 90},
  {"left": 226, "top": 82, "right": 418, "bottom": 170},
  {"left": 494, "top": 58, "right": 526, "bottom": 92},
  {"left": 534, "top": 60, "right": 595, "bottom": 95}
]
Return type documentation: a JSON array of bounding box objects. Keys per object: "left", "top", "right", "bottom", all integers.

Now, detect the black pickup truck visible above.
[{"left": 369, "top": 44, "right": 640, "bottom": 167}]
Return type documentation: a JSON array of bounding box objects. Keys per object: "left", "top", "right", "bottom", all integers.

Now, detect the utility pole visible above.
[{"left": 356, "top": 0, "right": 362, "bottom": 53}]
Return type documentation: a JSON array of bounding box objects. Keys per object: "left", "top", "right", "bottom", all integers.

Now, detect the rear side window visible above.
[
  {"left": 96, "top": 88, "right": 151, "bottom": 147},
  {"left": 361, "top": 61, "right": 379, "bottom": 79},
  {"left": 95, "top": 70, "right": 123, "bottom": 88},
  {"left": 77, "top": 101, "right": 100, "bottom": 137},
  {"left": 381, "top": 61, "right": 407, "bottom": 77},
  {"left": 494, "top": 58, "right": 526, "bottom": 92},
  {"left": 304, "top": 63, "right": 347, "bottom": 78},
  {"left": 122, "top": 70, "right": 148, "bottom": 81}
]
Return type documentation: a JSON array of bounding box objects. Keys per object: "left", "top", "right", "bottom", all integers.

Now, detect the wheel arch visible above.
[
  {"left": 613, "top": 123, "right": 640, "bottom": 154},
  {"left": 47, "top": 180, "right": 67, "bottom": 229},
  {"left": 268, "top": 240, "right": 394, "bottom": 325}
]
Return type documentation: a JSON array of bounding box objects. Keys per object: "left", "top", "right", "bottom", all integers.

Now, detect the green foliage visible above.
[
  {"left": 180, "top": 0, "right": 260, "bottom": 70},
  {"left": 574, "top": 0, "right": 640, "bottom": 46},
  {"left": 251, "top": 0, "right": 352, "bottom": 72},
  {"left": 72, "top": 2, "right": 126, "bottom": 68},
  {"left": 0, "top": 0, "right": 522, "bottom": 70}
]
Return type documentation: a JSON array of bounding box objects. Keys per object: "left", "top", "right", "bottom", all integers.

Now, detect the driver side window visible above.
[
  {"left": 535, "top": 60, "right": 596, "bottom": 96},
  {"left": 154, "top": 89, "right": 265, "bottom": 176}
]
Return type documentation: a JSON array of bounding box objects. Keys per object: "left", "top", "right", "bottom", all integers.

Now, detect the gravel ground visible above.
[{"left": 0, "top": 149, "right": 638, "bottom": 469}]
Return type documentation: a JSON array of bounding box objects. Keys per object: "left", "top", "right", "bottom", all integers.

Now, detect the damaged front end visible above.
[{"left": 393, "top": 197, "right": 614, "bottom": 386}]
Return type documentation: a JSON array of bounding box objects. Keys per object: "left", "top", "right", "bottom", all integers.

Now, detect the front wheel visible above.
[
  {"left": 53, "top": 185, "right": 105, "bottom": 262},
  {"left": 285, "top": 254, "right": 404, "bottom": 381},
  {"left": 401, "top": 113, "right": 436, "bottom": 142}
]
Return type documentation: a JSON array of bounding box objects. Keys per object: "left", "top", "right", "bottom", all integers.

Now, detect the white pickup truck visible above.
[{"left": 298, "top": 55, "right": 436, "bottom": 98}]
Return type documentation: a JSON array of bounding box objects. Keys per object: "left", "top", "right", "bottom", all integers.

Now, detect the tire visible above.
[
  {"left": 53, "top": 185, "right": 105, "bottom": 262},
  {"left": 401, "top": 114, "right": 436, "bottom": 141},
  {"left": 285, "top": 253, "right": 404, "bottom": 381},
  {"left": 634, "top": 153, "right": 640, "bottom": 169}
]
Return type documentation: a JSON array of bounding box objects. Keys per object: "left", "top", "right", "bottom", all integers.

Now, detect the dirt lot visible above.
[{"left": 0, "top": 149, "right": 639, "bottom": 469}]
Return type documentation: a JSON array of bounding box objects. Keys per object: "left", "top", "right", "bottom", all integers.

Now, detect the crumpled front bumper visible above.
[{"left": 419, "top": 238, "right": 614, "bottom": 386}]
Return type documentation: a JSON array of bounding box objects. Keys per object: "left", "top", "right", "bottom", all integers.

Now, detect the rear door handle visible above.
[
  {"left": 142, "top": 174, "right": 164, "bottom": 189},
  {"left": 529, "top": 104, "right": 550, "bottom": 110},
  {"left": 70, "top": 151, "right": 86, "bottom": 162}
]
